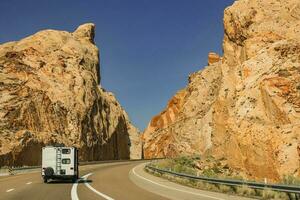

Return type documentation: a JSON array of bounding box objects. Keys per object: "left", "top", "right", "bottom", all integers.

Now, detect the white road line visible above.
[
  {"left": 26, "top": 182, "right": 32, "bottom": 185},
  {"left": 82, "top": 173, "right": 114, "bottom": 200},
  {"left": 71, "top": 179, "right": 79, "bottom": 200},
  {"left": 132, "top": 165, "right": 225, "bottom": 200},
  {"left": 71, "top": 173, "right": 114, "bottom": 200},
  {"left": 6, "top": 188, "right": 15, "bottom": 193}
]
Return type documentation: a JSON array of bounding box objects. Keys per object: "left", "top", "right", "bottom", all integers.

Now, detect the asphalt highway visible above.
[{"left": 0, "top": 161, "right": 254, "bottom": 200}]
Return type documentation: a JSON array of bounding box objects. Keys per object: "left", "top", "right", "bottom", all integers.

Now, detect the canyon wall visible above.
[
  {"left": 0, "top": 23, "right": 141, "bottom": 166},
  {"left": 143, "top": 0, "right": 300, "bottom": 181}
]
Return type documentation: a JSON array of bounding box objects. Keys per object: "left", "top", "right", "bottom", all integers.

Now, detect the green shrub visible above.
[
  {"left": 173, "top": 156, "right": 195, "bottom": 168},
  {"left": 202, "top": 168, "right": 218, "bottom": 178},
  {"left": 172, "top": 164, "right": 196, "bottom": 175},
  {"left": 152, "top": 159, "right": 172, "bottom": 169}
]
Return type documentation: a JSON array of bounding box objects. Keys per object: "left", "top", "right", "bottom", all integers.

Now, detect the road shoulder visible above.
[{"left": 129, "top": 163, "right": 255, "bottom": 200}]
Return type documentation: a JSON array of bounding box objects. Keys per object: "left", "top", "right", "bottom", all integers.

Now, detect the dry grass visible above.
[
  {"left": 281, "top": 175, "right": 300, "bottom": 185},
  {"left": 236, "top": 185, "right": 256, "bottom": 197},
  {"left": 258, "top": 189, "right": 289, "bottom": 200},
  {"left": 218, "top": 185, "right": 233, "bottom": 193}
]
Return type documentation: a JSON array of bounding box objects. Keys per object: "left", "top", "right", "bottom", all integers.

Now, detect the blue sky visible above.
[{"left": 0, "top": 0, "right": 234, "bottom": 130}]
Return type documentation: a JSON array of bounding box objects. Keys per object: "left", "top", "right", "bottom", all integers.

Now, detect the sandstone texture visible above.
[
  {"left": 0, "top": 23, "right": 141, "bottom": 166},
  {"left": 143, "top": 0, "right": 300, "bottom": 181},
  {"left": 208, "top": 52, "right": 221, "bottom": 66}
]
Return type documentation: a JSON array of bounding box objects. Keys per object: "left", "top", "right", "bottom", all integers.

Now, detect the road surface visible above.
[{"left": 0, "top": 161, "right": 254, "bottom": 200}]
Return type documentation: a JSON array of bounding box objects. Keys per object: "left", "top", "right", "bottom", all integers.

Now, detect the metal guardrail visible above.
[
  {"left": 145, "top": 165, "right": 300, "bottom": 195},
  {"left": 12, "top": 166, "right": 41, "bottom": 171},
  {"left": 0, "top": 166, "right": 42, "bottom": 176}
]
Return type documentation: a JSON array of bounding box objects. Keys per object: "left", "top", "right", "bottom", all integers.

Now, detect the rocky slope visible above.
[
  {"left": 0, "top": 23, "right": 141, "bottom": 166},
  {"left": 143, "top": 0, "right": 300, "bottom": 181}
]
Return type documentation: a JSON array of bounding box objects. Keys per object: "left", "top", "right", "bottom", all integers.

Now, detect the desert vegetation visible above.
[{"left": 147, "top": 156, "right": 300, "bottom": 200}]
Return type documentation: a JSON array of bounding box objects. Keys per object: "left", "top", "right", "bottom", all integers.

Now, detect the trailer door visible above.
[
  {"left": 61, "top": 148, "right": 74, "bottom": 176},
  {"left": 42, "top": 147, "right": 57, "bottom": 176}
]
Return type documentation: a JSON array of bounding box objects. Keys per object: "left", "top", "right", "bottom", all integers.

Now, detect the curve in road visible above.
[{"left": 0, "top": 161, "right": 254, "bottom": 200}]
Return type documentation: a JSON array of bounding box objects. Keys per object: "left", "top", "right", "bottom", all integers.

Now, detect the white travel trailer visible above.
[{"left": 42, "top": 146, "right": 79, "bottom": 183}]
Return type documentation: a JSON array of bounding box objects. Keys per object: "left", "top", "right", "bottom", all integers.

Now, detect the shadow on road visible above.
[
  {"left": 48, "top": 179, "right": 92, "bottom": 184},
  {"left": 77, "top": 179, "right": 92, "bottom": 184}
]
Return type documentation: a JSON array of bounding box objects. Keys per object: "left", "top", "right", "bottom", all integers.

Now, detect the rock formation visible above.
[
  {"left": 143, "top": 0, "right": 300, "bottom": 181},
  {"left": 207, "top": 52, "right": 221, "bottom": 66},
  {"left": 0, "top": 23, "right": 141, "bottom": 166}
]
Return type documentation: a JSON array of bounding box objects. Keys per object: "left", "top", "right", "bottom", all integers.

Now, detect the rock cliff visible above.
[
  {"left": 0, "top": 23, "right": 141, "bottom": 166},
  {"left": 143, "top": 0, "right": 300, "bottom": 181}
]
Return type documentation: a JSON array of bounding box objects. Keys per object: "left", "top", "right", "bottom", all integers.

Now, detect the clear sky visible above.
[{"left": 0, "top": 0, "right": 234, "bottom": 131}]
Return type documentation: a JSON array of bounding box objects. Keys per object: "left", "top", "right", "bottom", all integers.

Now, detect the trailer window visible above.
[
  {"left": 62, "top": 149, "right": 71, "bottom": 154},
  {"left": 62, "top": 159, "right": 71, "bottom": 164}
]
